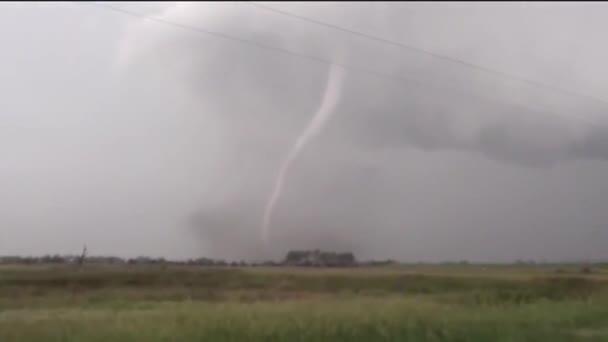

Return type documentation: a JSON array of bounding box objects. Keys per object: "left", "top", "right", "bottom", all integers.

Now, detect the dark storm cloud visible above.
[
  {"left": 2, "top": 2, "right": 607, "bottom": 261},
  {"left": 122, "top": 2, "right": 608, "bottom": 165},
  {"left": 113, "top": 2, "right": 608, "bottom": 261}
]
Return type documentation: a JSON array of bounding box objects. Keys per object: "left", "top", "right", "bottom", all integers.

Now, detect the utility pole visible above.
[{"left": 77, "top": 244, "right": 87, "bottom": 267}]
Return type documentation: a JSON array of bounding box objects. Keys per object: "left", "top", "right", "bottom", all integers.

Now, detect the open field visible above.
[{"left": 1, "top": 264, "right": 607, "bottom": 341}]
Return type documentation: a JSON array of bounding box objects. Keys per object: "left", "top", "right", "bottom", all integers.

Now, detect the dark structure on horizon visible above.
[{"left": 283, "top": 250, "right": 356, "bottom": 267}]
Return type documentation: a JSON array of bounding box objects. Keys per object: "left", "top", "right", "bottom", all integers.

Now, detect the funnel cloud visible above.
[{"left": 262, "top": 62, "right": 345, "bottom": 246}]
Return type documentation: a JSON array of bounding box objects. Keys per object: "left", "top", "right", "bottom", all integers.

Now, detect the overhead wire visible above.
[
  {"left": 82, "top": 2, "right": 604, "bottom": 127},
  {"left": 250, "top": 2, "right": 608, "bottom": 108}
]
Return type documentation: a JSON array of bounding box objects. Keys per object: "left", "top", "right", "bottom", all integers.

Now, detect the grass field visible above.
[{"left": 0, "top": 264, "right": 607, "bottom": 341}]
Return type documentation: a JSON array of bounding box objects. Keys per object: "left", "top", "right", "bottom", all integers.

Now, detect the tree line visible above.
[{"left": 0, "top": 250, "right": 398, "bottom": 268}]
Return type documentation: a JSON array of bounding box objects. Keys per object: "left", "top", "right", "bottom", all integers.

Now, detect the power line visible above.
[
  {"left": 250, "top": 2, "right": 608, "bottom": 107},
  {"left": 80, "top": 3, "right": 459, "bottom": 93},
  {"left": 83, "top": 2, "right": 601, "bottom": 126}
]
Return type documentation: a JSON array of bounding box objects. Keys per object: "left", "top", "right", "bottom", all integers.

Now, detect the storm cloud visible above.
[{"left": 1, "top": 2, "right": 607, "bottom": 261}]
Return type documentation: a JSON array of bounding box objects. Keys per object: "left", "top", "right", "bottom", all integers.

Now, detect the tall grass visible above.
[
  {"left": 0, "top": 265, "right": 606, "bottom": 341},
  {"left": 1, "top": 296, "right": 607, "bottom": 341}
]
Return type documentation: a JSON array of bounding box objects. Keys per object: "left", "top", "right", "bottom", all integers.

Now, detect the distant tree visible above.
[{"left": 283, "top": 250, "right": 356, "bottom": 267}]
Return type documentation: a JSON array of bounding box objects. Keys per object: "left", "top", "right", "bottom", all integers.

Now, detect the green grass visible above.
[{"left": 0, "top": 265, "right": 607, "bottom": 341}]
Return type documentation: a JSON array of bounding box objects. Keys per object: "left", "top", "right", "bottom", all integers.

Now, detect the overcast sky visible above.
[{"left": 1, "top": 2, "right": 607, "bottom": 262}]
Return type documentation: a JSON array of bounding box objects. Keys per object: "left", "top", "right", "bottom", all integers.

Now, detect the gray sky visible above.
[{"left": 1, "top": 2, "right": 607, "bottom": 262}]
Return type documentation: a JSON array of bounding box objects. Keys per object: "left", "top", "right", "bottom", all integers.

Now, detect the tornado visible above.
[{"left": 261, "top": 63, "right": 345, "bottom": 246}]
